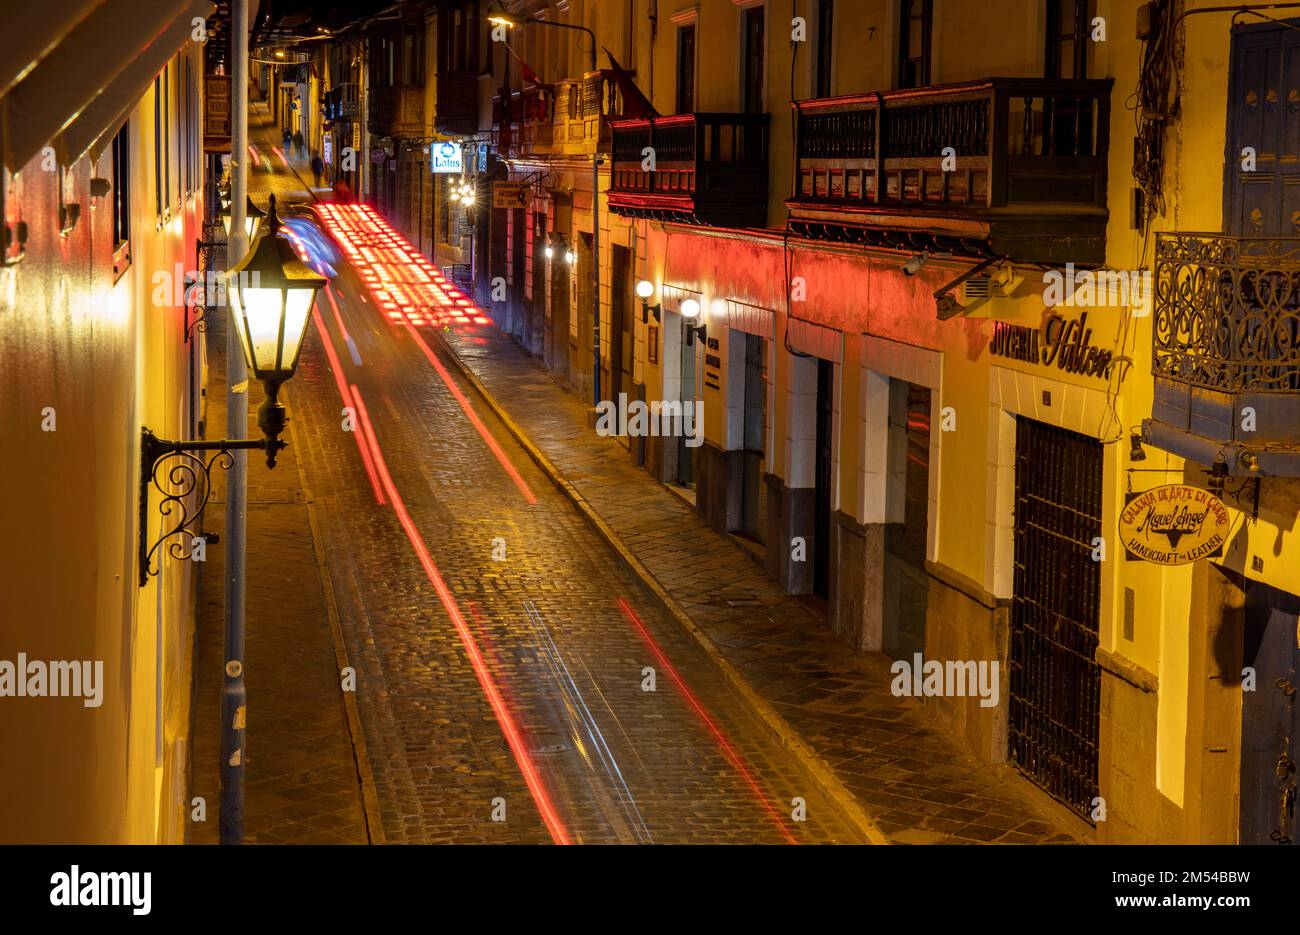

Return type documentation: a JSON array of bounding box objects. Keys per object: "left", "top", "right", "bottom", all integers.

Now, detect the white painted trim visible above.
[
  {"left": 788, "top": 317, "right": 843, "bottom": 362},
  {"left": 725, "top": 298, "right": 775, "bottom": 340},
  {"left": 858, "top": 335, "right": 943, "bottom": 561},
  {"left": 670, "top": 4, "right": 700, "bottom": 24}
]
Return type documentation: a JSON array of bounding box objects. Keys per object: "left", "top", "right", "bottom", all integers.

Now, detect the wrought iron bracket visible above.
[
  {"left": 1213, "top": 473, "right": 1262, "bottom": 523},
  {"left": 137, "top": 428, "right": 285, "bottom": 587},
  {"left": 187, "top": 239, "right": 227, "bottom": 344}
]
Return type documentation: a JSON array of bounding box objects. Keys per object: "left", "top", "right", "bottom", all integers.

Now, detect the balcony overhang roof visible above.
[{"left": 2, "top": 0, "right": 215, "bottom": 173}]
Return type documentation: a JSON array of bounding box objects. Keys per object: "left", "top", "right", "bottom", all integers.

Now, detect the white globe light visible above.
[
  {"left": 681, "top": 298, "right": 700, "bottom": 319},
  {"left": 544, "top": 244, "right": 554, "bottom": 259},
  {"left": 635, "top": 279, "right": 654, "bottom": 299}
]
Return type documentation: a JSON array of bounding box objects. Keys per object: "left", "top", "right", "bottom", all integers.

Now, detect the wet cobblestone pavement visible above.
[{"left": 228, "top": 103, "right": 864, "bottom": 844}]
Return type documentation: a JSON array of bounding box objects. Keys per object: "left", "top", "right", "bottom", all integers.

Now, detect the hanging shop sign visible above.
[
  {"left": 430, "top": 141, "right": 464, "bottom": 174},
  {"left": 988, "top": 311, "right": 1123, "bottom": 380},
  {"left": 1119, "top": 484, "right": 1232, "bottom": 565},
  {"left": 493, "top": 181, "right": 529, "bottom": 209}
]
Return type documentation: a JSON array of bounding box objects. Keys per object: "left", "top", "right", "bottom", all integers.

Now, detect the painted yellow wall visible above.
[{"left": 0, "top": 44, "right": 206, "bottom": 842}]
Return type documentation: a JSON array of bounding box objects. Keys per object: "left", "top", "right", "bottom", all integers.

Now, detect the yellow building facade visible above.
[
  {"left": 1, "top": 18, "right": 212, "bottom": 842},
  {"left": 481, "top": 0, "right": 1299, "bottom": 844}
]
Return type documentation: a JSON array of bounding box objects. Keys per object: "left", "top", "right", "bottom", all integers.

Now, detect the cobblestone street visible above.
[
  {"left": 188, "top": 99, "right": 1085, "bottom": 847},
  {"left": 192, "top": 102, "right": 864, "bottom": 844}
]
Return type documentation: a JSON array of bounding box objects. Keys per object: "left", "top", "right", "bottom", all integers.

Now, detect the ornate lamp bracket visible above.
[
  {"left": 1207, "top": 454, "right": 1262, "bottom": 522},
  {"left": 137, "top": 428, "right": 285, "bottom": 586}
]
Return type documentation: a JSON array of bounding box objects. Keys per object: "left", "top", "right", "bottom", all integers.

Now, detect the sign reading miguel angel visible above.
[{"left": 1119, "top": 484, "right": 1232, "bottom": 565}]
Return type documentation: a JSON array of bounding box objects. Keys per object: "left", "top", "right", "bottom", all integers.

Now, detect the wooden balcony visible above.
[
  {"left": 788, "top": 77, "right": 1112, "bottom": 264},
  {"left": 607, "top": 113, "right": 770, "bottom": 228},
  {"left": 492, "top": 71, "right": 621, "bottom": 158},
  {"left": 435, "top": 69, "right": 477, "bottom": 136},
  {"left": 1143, "top": 233, "right": 1300, "bottom": 476},
  {"left": 369, "top": 85, "right": 424, "bottom": 138}
]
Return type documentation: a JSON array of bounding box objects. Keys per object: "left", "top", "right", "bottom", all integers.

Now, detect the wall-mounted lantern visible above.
[
  {"left": 138, "top": 194, "right": 326, "bottom": 586},
  {"left": 636, "top": 279, "right": 660, "bottom": 323}
]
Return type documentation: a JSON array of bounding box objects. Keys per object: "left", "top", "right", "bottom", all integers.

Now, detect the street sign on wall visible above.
[
  {"left": 493, "top": 181, "right": 528, "bottom": 209},
  {"left": 430, "top": 141, "right": 463, "bottom": 173},
  {"left": 203, "top": 75, "right": 232, "bottom": 153},
  {"left": 1119, "top": 484, "right": 1232, "bottom": 565}
]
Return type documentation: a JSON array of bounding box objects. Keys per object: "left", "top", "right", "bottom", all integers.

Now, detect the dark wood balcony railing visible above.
[
  {"left": 492, "top": 72, "right": 621, "bottom": 156},
  {"left": 607, "top": 113, "right": 770, "bottom": 228},
  {"left": 1144, "top": 232, "right": 1300, "bottom": 475},
  {"left": 370, "top": 85, "right": 424, "bottom": 137},
  {"left": 789, "top": 77, "right": 1112, "bottom": 263},
  {"left": 435, "top": 70, "right": 477, "bottom": 136}
]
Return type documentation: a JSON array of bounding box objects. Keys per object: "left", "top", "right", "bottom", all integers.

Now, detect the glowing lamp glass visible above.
[
  {"left": 223, "top": 197, "right": 265, "bottom": 244},
  {"left": 636, "top": 279, "right": 654, "bottom": 299},
  {"left": 680, "top": 298, "right": 701, "bottom": 319},
  {"left": 226, "top": 220, "right": 326, "bottom": 383}
]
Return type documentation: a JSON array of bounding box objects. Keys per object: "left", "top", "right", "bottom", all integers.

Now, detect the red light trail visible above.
[
  {"left": 315, "top": 203, "right": 491, "bottom": 331},
  {"left": 403, "top": 324, "right": 537, "bottom": 505},
  {"left": 616, "top": 597, "right": 800, "bottom": 844},
  {"left": 349, "top": 380, "right": 572, "bottom": 845},
  {"left": 315, "top": 203, "right": 536, "bottom": 504},
  {"left": 310, "top": 305, "right": 385, "bottom": 505}
]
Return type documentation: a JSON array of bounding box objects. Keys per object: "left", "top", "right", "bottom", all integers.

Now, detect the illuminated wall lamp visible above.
[
  {"left": 681, "top": 297, "right": 706, "bottom": 346},
  {"left": 137, "top": 193, "right": 326, "bottom": 586},
  {"left": 636, "top": 279, "right": 660, "bottom": 323}
]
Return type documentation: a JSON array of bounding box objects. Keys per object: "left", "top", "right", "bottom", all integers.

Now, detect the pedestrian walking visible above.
[
  {"left": 282, "top": 127, "right": 291, "bottom": 150},
  {"left": 310, "top": 153, "right": 324, "bottom": 188},
  {"left": 292, "top": 130, "right": 304, "bottom": 158}
]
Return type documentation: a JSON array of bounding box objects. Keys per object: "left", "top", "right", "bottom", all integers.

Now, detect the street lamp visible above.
[
  {"left": 487, "top": 10, "right": 524, "bottom": 28},
  {"left": 223, "top": 196, "right": 265, "bottom": 244},
  {"left": 226, "top": 194, "right": 326, "bottom": 453},
  {"left": 636, "top": 279, "right": 661, "bottom": 323},
  {"left": 138, "top": 193, "right": 325, "bottom": 586}
]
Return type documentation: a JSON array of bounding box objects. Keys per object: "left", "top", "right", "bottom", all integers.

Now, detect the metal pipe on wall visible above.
[{"left": 221, "top": 0, "right": 249, "bottom": 846}]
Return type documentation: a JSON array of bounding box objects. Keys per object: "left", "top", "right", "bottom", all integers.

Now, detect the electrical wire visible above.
[{"left": 1130, "top": 0, "right": 1178, "bottom": 229}]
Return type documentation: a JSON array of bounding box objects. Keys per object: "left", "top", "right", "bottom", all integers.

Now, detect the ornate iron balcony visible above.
[
  {"left": 1153, "top": 233, "right": 1300, "bottom": 392},
  {"left": 1144, "top": 232, "right": 1300, "bottom": 476}
]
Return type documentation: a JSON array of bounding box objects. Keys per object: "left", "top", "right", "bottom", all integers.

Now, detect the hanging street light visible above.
[
  {"left": 223, "top": 195, "right": 266, "bottom": 244},
  {"left": 137, "top": 192, "right": 326, "bottom": 588}
]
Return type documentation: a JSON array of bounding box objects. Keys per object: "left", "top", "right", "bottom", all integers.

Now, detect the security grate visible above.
[{"left": 1008, "top": 418, "right": 1102, "bottom": 822}]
